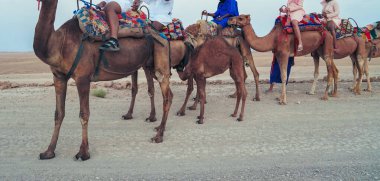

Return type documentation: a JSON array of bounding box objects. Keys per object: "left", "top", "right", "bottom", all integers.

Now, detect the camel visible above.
[
  {"left": 229, "top": 15, "right": 337, "bottom": 104},
  {"left": 123, "top": 23, "right": 260, "bottom": 122},
  {"left": 351, "top": 40, "right": 380, "bottom": 92},
  {"left": 308, "top": 34, "right": 366, "bottom": 96},
  {"left": 34, "top": 0, "right": 173, "bottom": 161},
  {"left": 177, "top": 37, "right": 248, "bottom": 124}
]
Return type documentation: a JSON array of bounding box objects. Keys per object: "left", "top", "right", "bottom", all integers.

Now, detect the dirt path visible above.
[{"left": 0, "top": 81, "right": 379, "bottom": 180}]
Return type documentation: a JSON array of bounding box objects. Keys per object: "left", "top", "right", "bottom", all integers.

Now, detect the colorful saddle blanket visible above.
[
  {"left": 356, "top": 22, "right": 380, "bottom": 42},
  {"left": 335, "top": 19, "right": 355, "bottom": 40},
  {"left": 197, "top": 20, "right": 218, "bottom": 37},
  {"left": 76, "top": 7, "right": 149, "bottom": 40},
  {"left": 275, "top": 13, "right": 323, "bottom": 34},
  {"left": 161, "top": 19, "right": 187, "bottom": 41}
]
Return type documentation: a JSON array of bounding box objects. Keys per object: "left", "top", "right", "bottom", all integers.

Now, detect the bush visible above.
[{"left": 91, "top": 88, "right": 107, "bottom": 98}]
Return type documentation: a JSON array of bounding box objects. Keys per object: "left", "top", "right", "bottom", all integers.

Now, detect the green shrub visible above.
[{"left": 91, "top": 88, "right": 107, "bottom": 98}]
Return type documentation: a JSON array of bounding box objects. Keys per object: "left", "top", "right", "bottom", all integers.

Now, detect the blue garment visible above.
[
  {"left": 212, "top": 0, "right": 239, "bottom": 28},
  {"left": 270, "top": 56, "right": 295, "bottom": 84}
]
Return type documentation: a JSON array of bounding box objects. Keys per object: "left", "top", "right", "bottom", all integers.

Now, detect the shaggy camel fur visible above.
[
  {"left": 34, "top": 0, "right": 172, "bottom": 161},
  {"left": 230, "top": 15, "right": 337, "bottom": 104},
  {"left": 309, "top": 35, "right": 366, "bottom": 96},
  {"left": 123, "top": 24, "right": 260, "bottom": 122},
  {"left": 177, "top": 37, "right": 248, "bottom": 124}
]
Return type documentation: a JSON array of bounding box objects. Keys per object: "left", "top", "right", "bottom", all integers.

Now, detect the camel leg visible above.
[
  {"left": 122, "top": 71, "right": 138, "bottom": 120},
  {"left": 350, "top": 59, "right": 358, "bottom": 91},
  {"left": 363, "top": 58, "right": 372, "bottom": 92},
  {"left": 321, "top": 56, "right": 334, "bottom": 101},
  {"left": 144, "top": 68, "right": 157, "bottom": 122},
  {"left": 330, "top": 60, "right": 339, "bottom": 97},
  {"left": 241, "top": 40, "right": 260, "bottom": 101},
  {"left": 74, "top": 78, "right": 91, "bottom": 161},
  {"left": 228, "top": 69, "right": 246, "bottom": 99},
  {"left": 350, "top": 55, "right": 364, "bottom": 95},
  {"left": 277, "top": 53, "right": 289, "bottom": 105},
  {"left": 307, "top": 53, "right": 320, "bottom": 95},
  {"left": 39, "top": 75, "right": 67, "bottom": 160},
  {"left": 152, "top": 77, "right": 173, "bottom": 143},
  {"left": 177, "top": 77, "right": 194, "bottom": 116},
  {"left": 195, "top": 77, "right": 206, "bottom": 124},
  {"left": 230, "top": 69, "right": 242, "bottom": 118},
  {"left": 188, "top": 78, "right": 199, "bottom": 111},
  {"left": 238, "top": 82, "right": 248, "bottom": 122}
]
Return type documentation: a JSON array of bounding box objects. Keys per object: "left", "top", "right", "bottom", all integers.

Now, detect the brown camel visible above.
[
  {"left": 308, "top": 35, "right": 366, "bottom": 96},
  {"left": 351, "top": 40, "right": 380, "bottom": 92},
  {"left": 230, "top": 15, "right": 336, "bottom": 104},
  {"left": 123, "top": 23, "right": 260, "bottom": 121},
  {"left": 34, "top": 0, "right": 173, "bottom": 161},
  {"left": 177, "top": 37, "right": 248, "bottom": 124}
]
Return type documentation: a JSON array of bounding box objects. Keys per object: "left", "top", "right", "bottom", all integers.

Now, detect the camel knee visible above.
[{"left": 79, "top": 112, "right": 89, "bottom": 126}]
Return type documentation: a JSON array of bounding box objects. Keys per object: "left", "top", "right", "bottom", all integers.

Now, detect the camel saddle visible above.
[
  {"left": 335, "top": 19, "right": 355, "bottom": 40},
  {"left": 356, "top": 21, "right": 380, "bottom": 42},
  {"left": 197, "top": 20, "right": 241, "bottom": 38},
  {"left": 275, "top": 13, "right": 323, "bottom": 34},
  {"left": 76, "top": 7, "right": 148, "bottom": 41}
]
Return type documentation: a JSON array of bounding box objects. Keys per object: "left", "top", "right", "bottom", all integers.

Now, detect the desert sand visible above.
[{"left": 0, "top": 52, "right": 380, "bottom": 180}]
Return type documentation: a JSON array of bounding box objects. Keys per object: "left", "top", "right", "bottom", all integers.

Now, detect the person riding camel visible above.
[
  {"left": 97, "top": 0, "right": 142, "bottom": 51},
  {"left": 142, "top": 0, "right": 174, "bottom": 31},
  {"left": 280, "top": 0, "right": 305, "bottom": 52},
  {"left": 321, "top": 0, "right": 340, "bottom": 50},
  {"left": 202, "top": 0, "right": 239, "bottom": 33}
]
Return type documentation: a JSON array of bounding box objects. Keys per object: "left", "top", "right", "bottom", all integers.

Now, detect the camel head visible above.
[{"left": 228, "top": 15, "right": 251, "bottom": 27}]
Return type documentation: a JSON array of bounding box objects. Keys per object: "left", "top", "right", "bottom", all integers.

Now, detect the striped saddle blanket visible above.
[
  {"left": 335, "top": 19, "right": 355, "bottom": 40},
  {"left": 356, "top": 21, "right": 380, "bottom": 42},
  {"left": 76, "top": 7, "right": 149, "bottom": 41},
  {"left": 275, "top": 13, "right": 324, "bottom": 34}
]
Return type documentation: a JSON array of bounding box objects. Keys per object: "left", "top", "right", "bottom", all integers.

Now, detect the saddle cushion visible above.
[
  {"left": 356, "top": 22, "right": 380, "bottom": 42},
  {"left": 76, "top": 7, "right": 148, "bottom": 41},
  {"left": 161, "top": 18, "right": 187, "bottom": 41},
  {"left": 197, "top": 20, "right": 218, "bottom": 37},
  {"left": 275, "top": 13, "right": 323, "bottom": 34}
]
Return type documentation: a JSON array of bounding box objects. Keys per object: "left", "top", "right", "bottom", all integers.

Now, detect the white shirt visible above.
[
  {"left": 143, "top": 0, "right": 174, "bottom": 25},
  {"left": 105, "top": 0, "right": 133, "bottom": 12}
]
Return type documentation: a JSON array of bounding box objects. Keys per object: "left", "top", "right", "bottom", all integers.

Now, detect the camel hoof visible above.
[
  {"left": 253, "top": 97, "right": 261, "bottom": 101},
  {"left": 188, "top": 106, "right": 196, "bottom": 111},
  {"left": 196, "top": 119, "right": 204, "bottom": 124},
  {"left": 151, "top": 136, "right": 163, "bottom": 143},
  {"left": 237, "top": 117, "right": 243, "bottom": 122},
  {"left": 363, "top": 88, "right": 372, "bottom": 92},
  {"left": 230, "top": 114, "right": 237, "bottom": 118},
  {"left": 176, "top": 111, "right": 186, "bottom": 116},
  {"left": 74, "top": 151, "right": 90, "bottom": 161},
  {"left": 320, "top": 96, "right": 328, "bottom": 101},
  {"left": 306, "top": 91, "right": 315, "bottom": 95},
  {"left": 121, "top": 114, "right": 133, "bottom": 120},
  {"left": 39, "top": 151, "right": 55, "bottom": 160},
  {"left": 278, "top": 101, "right": 287, "bottom": 105},
  {"left": 330, "top": 93, "right": 338, "bottom": 97},
  {"left": 228, "top": 94, "right": 237, "bottom": 98},
  {"left": 145, "top": 117, "right": 157, "bottom": 122}
]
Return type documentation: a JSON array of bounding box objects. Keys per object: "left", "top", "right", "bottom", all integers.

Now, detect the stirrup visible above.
[{"left": 99, "top": 38, "right": 120, "bottom": 51}]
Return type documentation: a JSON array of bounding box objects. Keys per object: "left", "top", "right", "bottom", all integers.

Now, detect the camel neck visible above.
[
  {"left": 34, "top": 0, "right": 59, "bottom": 63},
  {"left": 242, "top": 24, "right": 276, "bottom": 52}
]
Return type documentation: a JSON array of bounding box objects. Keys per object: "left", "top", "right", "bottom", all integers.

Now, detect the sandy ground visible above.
[{"left": 0, "top": 53, "right": 380, "bottom": 180}]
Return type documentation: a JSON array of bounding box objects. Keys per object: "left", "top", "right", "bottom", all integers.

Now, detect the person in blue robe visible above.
[
  {"left": 266, "top": 56, "right": 295, "bottom": 93},
  {"left": 202, "top": 0, "right": 239, "bottom": 28}
]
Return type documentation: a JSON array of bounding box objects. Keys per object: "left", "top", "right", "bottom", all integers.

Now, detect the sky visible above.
[{"left": 0, "top": 0, "right": 379, "bottom": 52}]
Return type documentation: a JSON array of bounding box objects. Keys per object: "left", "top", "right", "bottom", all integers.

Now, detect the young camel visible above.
[
  {"left": 34, "top": 0, "right": 172, "bottom": 161},
  {"left": 177, "top": 37, "right": 248, "bottom": 124},
  {"left": 123, "top": 23, "right": 260, "bottom": 121},
  {"left": 309, "top": 35, "right": 366, "bottom": 96},
  {"left": 230, "top": 15, "right": 336, "bottom": 104}
]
